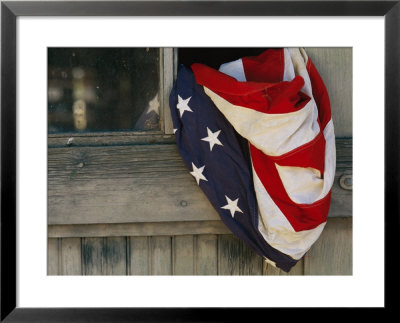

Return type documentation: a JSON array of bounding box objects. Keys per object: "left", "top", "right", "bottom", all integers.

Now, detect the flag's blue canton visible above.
[{"left": 169, "top": 66, "right": 297, "bottom": 272}]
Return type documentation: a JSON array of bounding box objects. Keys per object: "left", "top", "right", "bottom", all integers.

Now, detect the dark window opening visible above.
[{"left": 48, "top": 48, "right": 160, "bottom": 134}]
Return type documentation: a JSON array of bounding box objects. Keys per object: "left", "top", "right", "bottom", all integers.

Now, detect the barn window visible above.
[{"left": 48, "top": 47, "right": 352, "bottom": 276}]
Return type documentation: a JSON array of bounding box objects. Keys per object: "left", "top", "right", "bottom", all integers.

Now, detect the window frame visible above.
[{"left": 47, "top": 48, "right": 177, "bottom": 148}]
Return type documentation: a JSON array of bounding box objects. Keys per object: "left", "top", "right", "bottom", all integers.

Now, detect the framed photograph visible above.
[{"left": 1, "top": 0, "right": 397, "bottom": 320}]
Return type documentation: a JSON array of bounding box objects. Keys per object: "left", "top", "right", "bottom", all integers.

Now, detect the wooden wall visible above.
[
  {"left": 48, "top": 48, "right": 352, "bottom": 276},
  {"left": 305, "top": 48, "right": 352, "bottom": 137},
  {"left": 47, "top": 139, "right": 351, "bottom": 225},
  {"left": 48, "top": 217, "right": 351, "bottom": 276}
]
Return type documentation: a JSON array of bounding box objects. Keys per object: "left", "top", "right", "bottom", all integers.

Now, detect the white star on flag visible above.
[
  {"left": 176, "top": 95, "right": 193, "bottom": 117},
  {"left": 190, "top": 162, "right": 208, "bottom": 185},
  {"left": 145, "top": 94, "right": 160, "bottom": 115},
  {"left": 201, "top": 127, "right": 223, "bottom": 151},
  {"left": 221, "top": 195, "right": 243, "bottom": 218}
]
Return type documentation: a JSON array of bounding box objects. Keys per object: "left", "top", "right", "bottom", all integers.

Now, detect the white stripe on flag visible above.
[
  {"left": 275, "top": 164, "right": 324, "bottom": 205},
  {"left": 283, "top": 48, "right": 296, "bottom": 81},
  {"left": 219, "top": 58, "right": 247, "bottom": 82},
  {"left": 287, "top": 48, "right": 314, "bottom": 98},
  {"left": 252, "top": 166, "right": 327, "bottom": 260},
  {"left": 272, "top": 120, "right": 335, "bottom": 205},
  {"left": 322, "top": 119, "right": 336, "bottom": 196},
  {"left": 203, "top": 86, "right": 321, "bottom": 156},
  {"left": 212, "top": 48, "right": 335, "bottom": 261}
]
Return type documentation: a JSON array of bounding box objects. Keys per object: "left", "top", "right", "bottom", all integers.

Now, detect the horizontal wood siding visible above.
[
  {"left": 48, "top": 139, "right": 352, "bottom": 225},
  {"left": 48, "top": 220, "right": 231, "bottom": 238}
]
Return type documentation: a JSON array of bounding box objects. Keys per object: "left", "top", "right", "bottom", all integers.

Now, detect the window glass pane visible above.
[{"left": 48, "top": 48, "right": 160, "bottom": 133}]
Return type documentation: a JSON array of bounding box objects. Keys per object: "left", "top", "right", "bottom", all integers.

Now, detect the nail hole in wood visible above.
[{"left": 339, "top": 174, "right": 352, "bottom": 190}]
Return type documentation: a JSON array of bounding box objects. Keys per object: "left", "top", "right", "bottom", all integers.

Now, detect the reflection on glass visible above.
[{"left": 48, "top": 48, "right": 160, "bottom": 133}]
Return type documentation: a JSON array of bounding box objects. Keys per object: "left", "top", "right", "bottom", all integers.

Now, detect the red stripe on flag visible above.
[
  {"left": 250, "top": 142, "right": 330, "bottom": 232},
  {"left": 241, "top": 48, "right": 285, "bottom": 83},
  {"left": 307, "top": 59, "right": 332, "bottom": 130},
  {"left": 192, "top": 63, "right": 271, "bottom": 96},
  {"left": 192, "top": 63, "right": 310, "bottom": 114},
  {"left": 269, "top": 131, "right": 326, "bottom": 175}
]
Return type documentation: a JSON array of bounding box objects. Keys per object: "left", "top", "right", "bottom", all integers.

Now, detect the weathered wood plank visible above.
[
  {"left": 60, "top": 238, "right": 82, "bottom": 275},
  {"left": 162, "top": 48, "right": 175, "bottom": 135},
  {"left": 48, "top": 132, "right": 175, "bottom": 148},
  {"left": 304, "top": 217, "right": 352, "bottom": 275},
  {"left": 239, "top": 240, "right": 263, "bottom": 275},
  {"left": 330, "top": 170, "right": 352, "bottom": 217},
  {"left": 195, "top": 235, "right": 218, "bottom": 275},
  {"left": 48, "top": 220, "right": 231, "bottom": 238},
  {"left": 262, "top": 258, "right": 304, "bottom": 275},
  {"left": 218, "top": 234, "right": 267, "bottom": 275},
  {"left": 48, "top": 139, "right": 352, "bottom": 225},
  {"left": 286, "top": 258, "right": 304, "bottom": 275},
  {"left": 103, "top": 237, "right": 127, "bottom": 275},
  {"left": 47, "top": 238, "right": 60, "bottom": 275},
  {"left": 53, "top": 219, "right": 351, "bottom": 276},
  {"left": 48, "top": 144, "right": 217, "bottom": 225},
  {"left": 151, "top": 236, "right": 172, "bottom": 275},
  {"left": 263, "top": 262, "right": 281, "bottom": 275},
  {"left": 330, "top": 139, "right": 352, "bottom": 218},
  {"left": 82, "top": 237, "right": 104, "bottom": 275},
  {"left": 129, "top": 236, "right": 150, "bottom": 275},
  {"left": 82, "top": 237, "right": 128, "bottom": 275},
  {"left": 305, "top": 48, "right": 352, "bottom": 138},
  {"left": 173, "top": 235, "right": 194, "bottom": 275},
  {"left": 218, "top": 235, "right": 240, "bottom": 275}
]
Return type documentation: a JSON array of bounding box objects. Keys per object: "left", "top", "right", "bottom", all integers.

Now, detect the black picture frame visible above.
[{"left": 1, "top": 1, "right": 398, "bottom": 320}]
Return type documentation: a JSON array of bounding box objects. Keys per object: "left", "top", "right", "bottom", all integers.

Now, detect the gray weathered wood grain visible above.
[
  {"left": 162, "top": 48, "right": 175, "bottom": 135},
  {"left": 263, "top": 262, "right": 280, "bottom": 275},
  {"left": 48, "top": 144, "right": 217, "bottom": 225},
  {"left": 48, "top": 139, "right": 351, "bottom": 225},
  {"left": 305, "top": 48, "right": 352, "bottom": 138},
  {"left": 330, "top": 139, "right": 352, "bottom": 217},
  {"left": 81, "top": 237, "right": 127, "bottom": 275},
  {"left": 151, "top": 236, "right": 172, "bottom": 275},
  {"left": 82, "top": 237, "right": 104, "bottom": 275},
  {"left": 47, "top": 238, "right": 60, "bottom": 275},
  {"left": 218, "top": 235, "right": 240, "bottom": 275},
  {"left": 173, "top": 235, "right": 195, "bottom": 275},
  {"left": 103, "top": 237, "right": 127, "bottom": 275},
  {"left": 48, "top": 220, "right": 231, "bottom": 238},
  {"left": 60, "top": 238, "right": 82, "bottom": 275},
  {"left": 49, "top": 219, "right": 349, "bottom": 276},
  {"left": 48, "top": 132, "right": 175, "bottom": 148},
  {"left": 195, "top": 235, "right": 218, "bottom": 275},
  {"left": 263, "top": 258, "right": 304, "bottom": 275},
  {"left": 129, "top": 236, "right": 150, "bottom": 275},
  {"left": 218, "top": 235, "right": 263, "bottom": 275},
  {"left": 304, "top": 217, "right": 352, "bottom": 275},
  {"left": 239, "top": 240, "right": 263, "bottom": 275}
]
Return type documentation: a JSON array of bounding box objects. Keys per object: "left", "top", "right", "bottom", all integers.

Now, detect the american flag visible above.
[{"left": 169, "top": 48, "right": 335, "bottom": 272}]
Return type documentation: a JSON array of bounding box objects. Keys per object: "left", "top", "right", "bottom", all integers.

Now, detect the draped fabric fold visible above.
[{"left": 169, "top": 48, "right": 335, "bottom": 272}]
